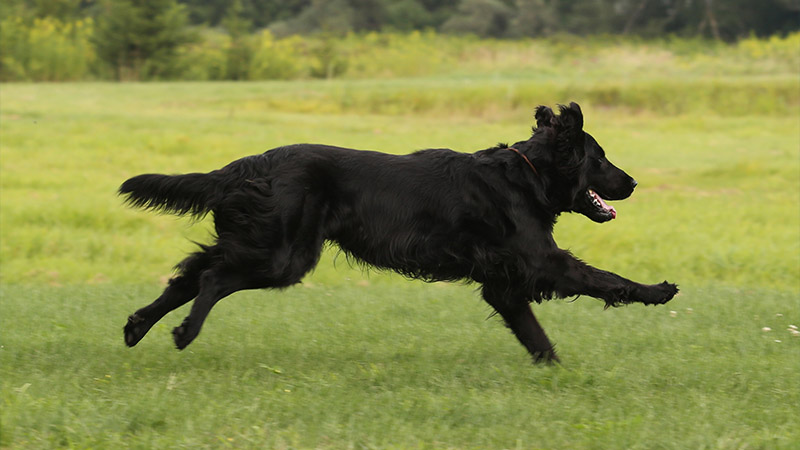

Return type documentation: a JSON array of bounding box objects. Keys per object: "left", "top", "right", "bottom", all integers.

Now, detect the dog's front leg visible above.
[
  {"left": 546, "top": 250, "right": 678, "bottom": 307},
  {"left": 482, "top": 284, "right": 560, "bottom": 364}
]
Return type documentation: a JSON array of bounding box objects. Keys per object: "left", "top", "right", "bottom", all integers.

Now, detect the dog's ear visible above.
[
  {"left": 557, "top": 102, "right": 583, "bottom": 133},
  {"left": 550, "top": 102, "right": 585, "bottom": 160},
  {"left": 534, "top": 105, "right": 555, "bottom": 129}
]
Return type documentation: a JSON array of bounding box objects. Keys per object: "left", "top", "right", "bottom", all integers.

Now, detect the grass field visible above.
[
  {"left": 1, "top": 64, "right": 799, "bottom": 447},
  {"left": 1, "top": 284, "right": 798, "bottom": 448}
]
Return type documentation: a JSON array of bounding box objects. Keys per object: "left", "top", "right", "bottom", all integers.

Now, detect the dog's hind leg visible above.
[
  {"left": 170, "top": 267, "right": 251, "bottom": 350},
  {"left": 482, "top": 285, "right": 560, "bottom": 364},
  {"left": 124, "top": 251, "right": 211, "bottom": 347},
  {"left": 171, "top": 241, "right": 324, "bottom": 350},
  {"left": 170, "top": 189, "right": 328, "bottom": 349}
]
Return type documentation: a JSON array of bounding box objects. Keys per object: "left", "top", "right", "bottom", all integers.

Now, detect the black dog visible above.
[{"left": 121, "top": 102, "right": 677, "bottom": 363}]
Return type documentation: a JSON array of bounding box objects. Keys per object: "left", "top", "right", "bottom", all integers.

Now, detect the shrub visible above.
[
  {"left": 249, "top": 31, "right": 305, "bottom": 80},
  {"left": 175, "top": 29, "right": 230, "bottom": 81},
  {"left": 0, "top": 16, "right": 95, "bottom": 81},
  {"left": 308, "top": 35, "right": 349, "bottom": 79},
  {"left": 735, "top": 31, "right": 800, "bottom": 72},
  {"left": 341, "top": 31, "right": 457, "bottom": 78}
]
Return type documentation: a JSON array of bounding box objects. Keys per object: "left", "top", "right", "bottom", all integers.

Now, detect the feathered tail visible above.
[{"left": 118, "top": 172, "right": 218, "bottom": 217}]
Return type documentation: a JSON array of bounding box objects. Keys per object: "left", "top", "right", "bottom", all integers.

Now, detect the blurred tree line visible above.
[
  {"left": 5, "top": 0, "right": 798, "bottom": 39},
  {"left": 1, "top": 0, "right": 797, "bottom": 81}
]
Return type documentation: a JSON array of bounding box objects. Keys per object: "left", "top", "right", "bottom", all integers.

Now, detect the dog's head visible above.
[{"left": 533, "top": 102, "right": 637, "bottom": 223}]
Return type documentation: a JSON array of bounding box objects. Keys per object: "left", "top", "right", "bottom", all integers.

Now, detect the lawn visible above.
[
  {"left": 1, "top": 284, "right": 798, "bottom": 448},
  {"left": 1, "top": 76, "right": 798, "bottom": 448}
]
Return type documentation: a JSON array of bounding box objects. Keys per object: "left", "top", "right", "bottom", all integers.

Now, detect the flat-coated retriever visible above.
[{"left": 121, "top": 102, "right": 677, "bottom": 363}]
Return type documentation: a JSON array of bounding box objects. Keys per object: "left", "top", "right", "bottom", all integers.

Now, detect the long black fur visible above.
[{"left": 121, "top": 102, "right": 678, "bottom": 363}]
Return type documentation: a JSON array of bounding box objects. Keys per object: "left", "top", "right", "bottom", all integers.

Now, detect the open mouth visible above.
[{"left": 587, "top": 189, "right": 617, "bottom": 219}]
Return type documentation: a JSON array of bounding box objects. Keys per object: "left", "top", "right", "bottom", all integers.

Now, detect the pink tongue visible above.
[{"left": 593, "top": 191, "right": 617, "bottom": 219}]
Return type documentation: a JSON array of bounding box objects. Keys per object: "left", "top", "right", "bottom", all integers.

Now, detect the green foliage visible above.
[
  {"left": 2, "top": 0, "right": 84, "bottom": 20},
  {"left": 221, "top": 0, "right": 254, "bottom": 80},
  {"left": 92, "top": 0, "right": 196, "bottom": 80},
  {"left": 509, "top": 0, "right": 556, "bottom": 37},
  {"left": 174, "top": 29, "right": 229, "bottom": 81},
  {"left": 269, "top": 0, "right": 358, "bottom": 37},
  {"left": 0, "top": 16, "right": 94, "bottom": 81},
  {"left": 4, "top": 0, "right": 799, "bottom": 39},
  {"left": 383, "top": 0, "right": 434, "bottom": 31},
  {"left": 262, "top": 0, "right": 799, "bottom": 40},
  {"left": 2, "top": 12, "right": 799, "bottom": 82},
  {"left": 308, "top": 36, "right": 349, "bottom": 79},
  {"left": 735, "top": 31, "right": 800, "bottom": 69},
  {"left": 440, "top": 0, "right": 514, "bottom": 38},
  {"left": 248, "top": 32, "right": 306, "bottom": 80}
]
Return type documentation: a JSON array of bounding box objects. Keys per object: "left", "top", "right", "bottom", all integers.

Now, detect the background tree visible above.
[
  {"left": 269, "top": 0, "right": 356, "bottom": 36},
  {"left": 223, "top": 0, "right": 254, "bottom": 80},
  {"left": 384, "top": 0, "right": 435, "bottom": 31},
  {"left": 6, "top": 0, "right": 798, "bottom": 44},
  {"left": 441, "top": 0, "right": 514, "bottom": 38},
  {"left": 93, "top": 0, "right": 195, "bottom": 80},
  {"left": 619, "top": 0, "right": 799, "bottom": 40},
  {"left": 509, "top": 0, "right": 557, "bottom": 37},
  {"left": 27, "top": 0, "right": 85, "bottom": 19}
]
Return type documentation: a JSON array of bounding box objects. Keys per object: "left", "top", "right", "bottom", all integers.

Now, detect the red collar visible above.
[{"left": 508, "top": 147, "right": 539, "bottom": 177}]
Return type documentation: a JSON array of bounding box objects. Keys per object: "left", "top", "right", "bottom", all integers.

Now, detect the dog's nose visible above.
[{"left": 631, "top": 179, "right": 638, "bottom": 189}]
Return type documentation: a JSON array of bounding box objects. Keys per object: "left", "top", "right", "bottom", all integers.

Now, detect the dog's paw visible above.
[
  {"left": 172, "top": 320, "right": 200, "bottom": 350},
  {"left": 531, "top": 348, "right": 561, "bottom": 365},
  {"left": 641, "top": 281, "right": 679, "bottom": 305},
  {"left": 123, "top": 313, "right": 151, "bottom": 347}
]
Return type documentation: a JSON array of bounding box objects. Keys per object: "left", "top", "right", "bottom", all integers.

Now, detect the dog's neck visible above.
[{"left": 507, "top": 147, "right": 539, "bottom": 177}]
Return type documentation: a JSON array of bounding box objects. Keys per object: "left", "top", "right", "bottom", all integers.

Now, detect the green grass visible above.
[
  {"left": 1, "top": 75, "right": 799, "bottom": 448},
  {"left": 2, "top": 284, "right": 799, "bottom": 448}
]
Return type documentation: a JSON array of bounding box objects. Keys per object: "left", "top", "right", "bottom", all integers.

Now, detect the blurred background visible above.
[{"left": 1, "top": 0, "right": 798, "bottom": 82}]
